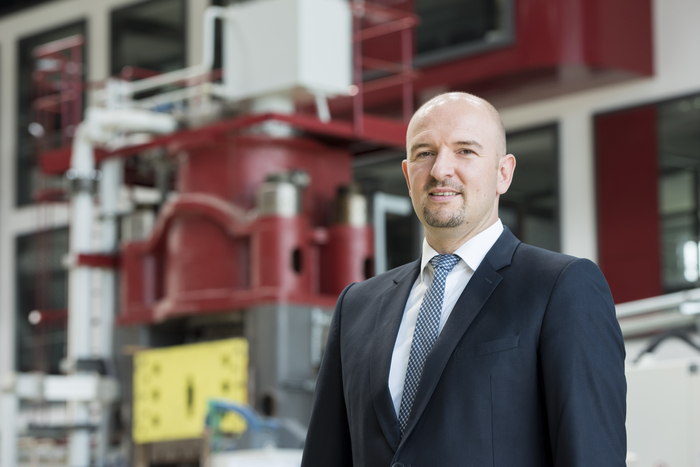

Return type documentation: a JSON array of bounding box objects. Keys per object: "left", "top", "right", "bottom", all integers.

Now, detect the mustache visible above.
[{"left": 424, "top": 180, "right": 464, "bottom": 192}]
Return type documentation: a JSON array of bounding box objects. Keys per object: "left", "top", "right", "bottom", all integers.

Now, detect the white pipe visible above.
[
  {"left": 68, "top": 126, "right": 95, "bottom": 364},
  {"left": 314, "top": 92, "right": 331, "bottom": 123},
  {"left": 86, "top": 108, "right": 177, "bottom": 143},
  {"left": 126, "top": 65, "right": 208, "bottom": 95},
  {"left": 616, "top": 287, "right": 700, "bottom": 318},
  {"left": 0, "top": 393, "right": 18, "bottom": 467},
  {"left": 64, "top": 110, "right": 175, "bottom": 467},
  {"left": 98, "top": 158, "right": 121, "bottom": 358},
  {"left": 125, "top": 6, "right": 224, "bottom": 96},
  {"left": 133, "top": 84, "right": 211, "bottom": 110},
  {"left": 618, "top": 311, "right": 697, "bottom": 337},
  {"left": 67, "top": 125, "right": 95, "bottom": 467},
  {"left": 67, "top": 400, "right": 90, "bottom": 467},
  {"left": 94, "top": 158, "right": 121, "bottom": 464},
  {"left": 250, "top": 95, "right": 295, "bottom": 137}
]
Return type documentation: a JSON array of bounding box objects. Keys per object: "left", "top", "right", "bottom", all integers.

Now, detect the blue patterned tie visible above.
[{"left": 398, "top": 254, "right": 460, "bottom": 435}]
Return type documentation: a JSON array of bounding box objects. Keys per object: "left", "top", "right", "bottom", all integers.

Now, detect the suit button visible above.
[{"left": 392, "top": 464, "right": 404, "bottom": 467}]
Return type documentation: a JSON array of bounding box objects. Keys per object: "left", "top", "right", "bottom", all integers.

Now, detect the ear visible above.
[
  {"left": 496, "top": 154, "right": 516, "bottom": 195},
  {"left": 402, "top": 159, "right": 412, "bottom": 195}
]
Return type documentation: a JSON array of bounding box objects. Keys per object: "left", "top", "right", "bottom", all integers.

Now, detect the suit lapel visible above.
[
  {"left": 369, "top": 259, "right": 421, "bottom": 452},
  {"left": 399, "top": 228, "right": 520, "bottom": 442}
]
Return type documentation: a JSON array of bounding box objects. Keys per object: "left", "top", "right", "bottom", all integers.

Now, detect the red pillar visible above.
[{"left": 596, "top": 105, "right": 661, "bottom": 303}]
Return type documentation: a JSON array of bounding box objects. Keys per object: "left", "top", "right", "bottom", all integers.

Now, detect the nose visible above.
[{"left": 430, "top": 150, "right": 455, "bottom": 181}]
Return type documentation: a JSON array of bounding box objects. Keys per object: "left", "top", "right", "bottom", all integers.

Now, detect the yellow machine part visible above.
[{"left": 133, "top": 338, "right": 248, "bottom": 444}]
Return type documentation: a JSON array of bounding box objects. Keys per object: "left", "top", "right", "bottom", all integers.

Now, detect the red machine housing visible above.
[
  {"left": 120, "top": 135, "right": 374, "bottom": 324},
  {"left": 321, "top": 225, "right": 374, "bottom": 295}
]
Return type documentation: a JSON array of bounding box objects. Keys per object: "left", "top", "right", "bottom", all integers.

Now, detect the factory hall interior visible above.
[{"left": 0, "top": 0, "right": 699, "bottom": 465}]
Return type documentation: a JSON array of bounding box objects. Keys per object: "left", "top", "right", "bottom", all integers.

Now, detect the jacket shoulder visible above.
[
  {"left": 344, "top": 259, "right": 419, "bottom": 298},
  {"left": 513, "top": 243, "right": 588, "bottom": 271},
  {"left": 506, "top": 243, "right": 609, "bottom": 290}
]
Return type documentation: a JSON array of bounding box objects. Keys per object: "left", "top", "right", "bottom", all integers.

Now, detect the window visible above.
[
  {"left": 500, "top": 125, "right": 560, "bottom": 252},
  {"left": 659, "top": 95, "right": 700, "bottom": 292},
  {"left": 16, "top": 229, "right": 68, "bottom": 374},
  {"left": 596, "top": 98, "right": 700, "bottom": 301},
  {"left": 111, "top": 0, "right": 187, "bottom": 76},
  {"left": 414, "top": 0, "right": 514, "bottom": 67},
  {"left": 354, "top": 151, "right": 423, "bottom": 272},
  {"left": 16, "top": 21, "right": 85, "bottom": 206}
]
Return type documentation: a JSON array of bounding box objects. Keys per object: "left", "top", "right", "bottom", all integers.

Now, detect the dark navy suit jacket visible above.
[{"left": 301, "top": 228, "right": 626, "bottom": 467}]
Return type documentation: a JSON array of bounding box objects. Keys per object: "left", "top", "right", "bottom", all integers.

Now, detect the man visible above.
[{"left": 301, "top": 93, "right": 626, "bottom": 466}]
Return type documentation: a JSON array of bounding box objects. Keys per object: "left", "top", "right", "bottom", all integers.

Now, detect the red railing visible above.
[
  {"left": 31, "top": 34, "right": 84, "bottom": 152},
  {"left": 351, "top": 1, "right": 419, "bottom": 134}
]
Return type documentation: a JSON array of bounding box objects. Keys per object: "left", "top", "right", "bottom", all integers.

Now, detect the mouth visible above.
[
  {"left": 427, "top": 186, "right": 462, "bottom": 200},
  {"left": 430, "top": 191, "right": 459, "bottom": 197}
]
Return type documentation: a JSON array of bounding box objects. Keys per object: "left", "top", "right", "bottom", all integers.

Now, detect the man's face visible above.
[{"left": 402, "top": 97, "right": 515, "bottom": 245}]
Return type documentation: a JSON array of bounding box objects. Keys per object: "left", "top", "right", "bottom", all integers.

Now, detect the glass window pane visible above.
[
  {"left": 661, "top": 215, "right": 698, "bottom": 291},
  {"left": 16, "top": 229, "right": 69, "bottom": 374},
  {"left": 414, "top": 0, "right": 513, "bottom": 66},
  {"left": 659, "top": 96, "right": 700, "bottom": 170},
  {"left": 659, "top": 94, "right": 700, "bottom": 292},
  {"left": 500, "top": 125, "right": 560, "bottom": 252},
  {"left": 111, "top": 0, "right": 186, "bottom": 75},
  {"left": 16, "top": 22, "right": 85, "bottom": 206},
  {"left": 660, "top": 171, "right": 694, "bottom": 215}
]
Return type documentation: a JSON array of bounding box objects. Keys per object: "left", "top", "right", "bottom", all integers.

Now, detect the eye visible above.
[
  {"left": 414, "top": 151, "right": 433, "bottom": 158},
  {"left": 458, "top": 148, "right": 475, "bottom": 155}
]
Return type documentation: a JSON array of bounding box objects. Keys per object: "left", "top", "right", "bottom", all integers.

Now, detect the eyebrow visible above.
[
  {"left": 454, "top": 140, "right": 484, "bottom": 150},
  {"left": 409, "top": 140, "right": 484, "bottom": 154},
  {"left": 409, "top": 142, "right": 433, "bottom": 154}
]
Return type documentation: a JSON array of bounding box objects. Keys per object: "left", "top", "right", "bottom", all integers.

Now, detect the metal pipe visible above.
[
  {"left": 86, "top": 107, "right": 177, "bottom": 138},
  {"left": 64, "top": 109, "right": 175, "bottom": 466},
  {"left": 67, "top": 124, "right": 95, "bottom": 467},
  {"left": 125, "top": 6, "right": 224, "bottom": 95},
  {"left": 0, "top": 393, "right": 18, "bottom": 467},
  {"left": 132, "top": 84, "right": 211, "bottom": 110},
  {"left": 616, "top": 287, "right": 700, "bottom": 318},
  {"left": 618, "top": 311, "right": 697, "bottom": 337},
  {"left": 314, "top": 93, "right": 331, "bottom": 123},
  {"left": 95, "top": 157, "right": 122, "bottom": 464}
]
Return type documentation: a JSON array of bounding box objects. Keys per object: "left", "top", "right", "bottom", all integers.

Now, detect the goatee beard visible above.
[{"left": 422, "top": 205, "right": 465, "bottom": 228}]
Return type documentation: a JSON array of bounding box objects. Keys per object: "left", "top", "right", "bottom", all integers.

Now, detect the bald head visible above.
[
  {"left": 401, "top": 91, "right": 516, "bottom": 251},
  {"left": 407, "top": 92, "right": 506, "bottom": 157}
]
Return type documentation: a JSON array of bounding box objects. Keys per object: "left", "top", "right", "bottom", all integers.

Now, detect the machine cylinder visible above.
[
  {"left": 255, "top": 170, "right": 310, "bottom": 217},
  {"left": 256, "top": 180, "right": 298, "bottom": 217},
  {"left": 334, "top": 183, "right": 367, "bottom": 227},
  {"left": 321, "top": 185, "right": 374, "bottom": 295}
]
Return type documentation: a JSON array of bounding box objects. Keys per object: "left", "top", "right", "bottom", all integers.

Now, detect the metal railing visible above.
[{"left": 616, "top": 288, "right": 700, "bottom": 337}]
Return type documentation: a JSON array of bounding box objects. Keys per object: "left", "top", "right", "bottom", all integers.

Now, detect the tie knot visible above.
[{"left": 430, "top": 254, "right": 460, "bottom": 273}]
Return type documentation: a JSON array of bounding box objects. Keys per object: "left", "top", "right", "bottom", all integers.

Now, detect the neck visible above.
[{"left": 425, "top": 217, "right": 498, "bottom": 254}]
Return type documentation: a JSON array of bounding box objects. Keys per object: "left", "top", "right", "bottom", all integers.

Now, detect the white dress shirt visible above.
[{"left": 387, "top": 219, "right": 504, "bottom": 416}]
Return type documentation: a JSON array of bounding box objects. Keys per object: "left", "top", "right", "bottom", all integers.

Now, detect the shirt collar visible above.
[{"left": 419, "top": 219, "right": 504, "bottom": 282}]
